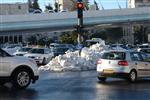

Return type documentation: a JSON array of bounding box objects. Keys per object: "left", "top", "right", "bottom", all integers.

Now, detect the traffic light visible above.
[{"left": 77, "top": 2, "right": 84, "bottom": 18}]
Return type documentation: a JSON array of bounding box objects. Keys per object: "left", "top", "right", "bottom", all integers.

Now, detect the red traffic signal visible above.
[{"left": 77, "top": 2, "right": 84, "bottom": 9}]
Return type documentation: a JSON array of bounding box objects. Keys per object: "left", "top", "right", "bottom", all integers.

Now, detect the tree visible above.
[
  {"left": 105, "top": 27, "right": 123, "bottom": 43},
  {"left": 54, "top": 2, "right": 59, "bottom": 12},
  {"left": 32, "top": 0, "right": 41, "bottom": 11},
  {"left": 90, "top": 31, "right": 107, "bottom": 40},
  {"left": 27, "top": 35, "right": 37, "bottom": 45},
  {"left": 59, "top": 31, "right": 78, "bottom": 44},
  {"left": 133, "top": 25, "right": 148, "bottom": 44},
  {"left": 28, "top": 0, "right": 33, "bottom": 8},
  {"left": 45, "top": 4, "right": 53, "bottom": 10},
  {"left": 45, "top": 4, "right": 53, "bottom": 12}
]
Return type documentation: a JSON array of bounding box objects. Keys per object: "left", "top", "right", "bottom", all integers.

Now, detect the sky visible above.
[{"left": 0, "top": 0, "right": 127, "bottom": 10}]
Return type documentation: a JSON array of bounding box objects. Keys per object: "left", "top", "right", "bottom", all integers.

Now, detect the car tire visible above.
[
  {"left": 128, "top": 70, "right": 137, "bottom": 83},
  {"left": 42, "top": 58, "right": 46, "bottom": 65},
  {"left": 12, "top": 69, "right": 31, "bottom": 89},
  {"left": 98, "top": 77, "right": 106, "bottom": 82}
]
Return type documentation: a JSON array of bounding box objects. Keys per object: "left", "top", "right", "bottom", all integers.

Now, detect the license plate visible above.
[{"left": 103, "top": 69, "right": 114, "bottom": 73}]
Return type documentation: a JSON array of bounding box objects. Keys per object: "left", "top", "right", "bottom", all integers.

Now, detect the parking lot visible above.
[{"left": 1, "top": 71, "right": 150, "bottom": 100}]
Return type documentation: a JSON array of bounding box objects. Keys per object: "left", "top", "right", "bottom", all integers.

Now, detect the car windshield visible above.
[
  {"left": 140, "top": 49, "right": 150, "bottom": 53},
  {"left": 29, "top": 49, "right": 44, "bottom": 54},
  {"left": 18, "top": 48, "right": 32, "bottom": 52},
  {"left": 52, "top": 47, "right": 69, "bottom": 52},
  {"left": 102, "top": 52, "right": 126, "bottom": 60}
]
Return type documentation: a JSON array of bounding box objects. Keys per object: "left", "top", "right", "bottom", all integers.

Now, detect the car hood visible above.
[
  {"left": 24, "top": 53, "right": 43, "bottom": 57},
  {"left": 14, "top": 51, "right": 28, "bottom": 55},
  {"left": 12, "top": 56, "right": 32, "bottom": 61}
]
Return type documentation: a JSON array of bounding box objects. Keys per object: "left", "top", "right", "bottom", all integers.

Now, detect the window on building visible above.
[
  {"left": 0, "top": 36, "right": 3, "bottom": 44},
  {"left": 14, "top": 36, "right": 18, "bottom": 43},
  {"left": 9, "top": 36, "right": 13, "bottom": 42},
  {"left": 5, "top": 36, "right": 8, "bottom": 43},
  {"left": 19, "top": 35, "right": 22, "bottom": 42},
  {"left": 18, "top": 5, "right": 21, "bottom": 9}
]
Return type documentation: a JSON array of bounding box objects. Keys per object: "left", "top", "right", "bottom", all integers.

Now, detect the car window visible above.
[
  {"left": 140, "top": 49, "right": 150, "bottom": 53},
  {"left": 29, "top": 49, "right": 44, "bottom": 54},
  {"left": 140, "top": 53, "right": 150, "bottom": 62},
  {"left": 45, "top": 49, "right": 50, "bottom": 54},
  {"left": 18, "top": 48, "right": 32, "bottom": 52},
  {"left": 101, "top": 52, "right": 126, "bottom": 60},
  {"left": 130, "top": 52, "right": 143, "bottom": 61}
]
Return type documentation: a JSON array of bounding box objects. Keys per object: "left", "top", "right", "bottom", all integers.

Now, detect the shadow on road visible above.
[
  {"left": 97, "top": 78, "right": 150, "bottom": 85},
  {"left": 96, "top": 78, "right": 150, "bottom": 91},
  {"left": 0, "top": 85, "right": 38, "bottom": 100}
]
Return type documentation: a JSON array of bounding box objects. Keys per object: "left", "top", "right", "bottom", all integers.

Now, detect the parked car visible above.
[
  {"left": 13, "top": 47, "right": 32, "bottom": 56},
  {"left": 97, "top": 50, "right": 150, "bottom": 82},
  {"left": 24, "top": 48, "right": 54, "bottom": 65},
  {"left": 138, "top": 43, "right": 150, "bottom": 49},
  {"left": 50, "top": 43, "right": 75, "bottom": 49},
  {"left": 0, "top": 48, "right": 39, "bottom": 89},
  {"left": 51, "top": 47, "right": 72, "bottom": 57},
  {"left": 2, "top": 44, "right": 22, "bottom": 55},
  {"left": 137, "top": 48, "right": 150, "bottom": 57}
]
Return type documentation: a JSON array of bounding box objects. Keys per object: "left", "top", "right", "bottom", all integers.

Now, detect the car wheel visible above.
[
  {"left": 128, "top": 70, "right": 137, "bottom": 83},
  {"left": 97, "top": 77, "right": 106, "bottom": 82},
  {"left": 12, "top": 69, "right": 31, "bottom": 89},
  {"left": 42, "top": 58, "right": 47, "bottom": 65}
]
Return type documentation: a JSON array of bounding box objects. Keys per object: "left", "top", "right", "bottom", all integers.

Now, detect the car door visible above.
[
  {"left": 140, "top": 53, "right": 150, "bottom": 77},
  {"left": 130, "top": 52, "right": 146, "bottom": 77},
  {"left": 0, "top": 49, "right": 12, "bottom": 76}
]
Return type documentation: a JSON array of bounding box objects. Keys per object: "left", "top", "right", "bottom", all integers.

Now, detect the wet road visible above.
[{"left": 1, "top": 71, "right": 150, "bottom": 100}]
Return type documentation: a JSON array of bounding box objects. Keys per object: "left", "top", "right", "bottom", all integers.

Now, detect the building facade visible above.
[
  {"left": 0, "top": 3, "right": 28, "bottom": 15},
  {"left": 128, "top": 0, "right": 135, "bottom": 8},
  {"left": 128, "top": 0, "right": 150, "bottom": 8}
]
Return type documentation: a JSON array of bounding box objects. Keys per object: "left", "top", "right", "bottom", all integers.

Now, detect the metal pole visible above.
[{"left": 77, "top": 0, "right": 83, "bottom": 51}]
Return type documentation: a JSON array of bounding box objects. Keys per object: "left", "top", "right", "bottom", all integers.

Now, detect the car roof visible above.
[{"left": 104, "top": 50, "right": 135, "bottom": 53}]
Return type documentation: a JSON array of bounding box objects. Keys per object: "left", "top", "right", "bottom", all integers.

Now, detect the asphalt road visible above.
[{"left": 1, "top": 71, "right": 150, "bottom": 100}]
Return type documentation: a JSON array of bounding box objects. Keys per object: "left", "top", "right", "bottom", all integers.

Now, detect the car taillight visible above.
[
  {"left": 118, "top": 61, "right": 128, "bottom": 66},
  {"left": 97, "top": 59, "right": 102, "bottom": 64}
]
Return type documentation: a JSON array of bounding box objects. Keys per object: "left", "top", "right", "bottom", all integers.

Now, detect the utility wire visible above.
[{"left": 116, "top": 0, "right": 122, "bottom": 9}]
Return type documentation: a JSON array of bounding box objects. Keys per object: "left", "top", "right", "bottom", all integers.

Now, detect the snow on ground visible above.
[{"left": 39, "top": 42, "right": 108, "bottom": 72}]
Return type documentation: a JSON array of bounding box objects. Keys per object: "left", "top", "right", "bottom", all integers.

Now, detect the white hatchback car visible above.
[
  {"left": 97, "top": 50, "right": 150, "bottom": 82},
  {"left": 0, "top": 48, "right": 39, "bottom": 89},
  {"left": 24, "top": 48, "right": 54, "bottom": 65}
]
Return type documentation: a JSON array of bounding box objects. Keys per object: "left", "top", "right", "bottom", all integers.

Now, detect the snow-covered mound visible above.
[{"left": 39, "top": 42, "right": 107, "bottom": 72}]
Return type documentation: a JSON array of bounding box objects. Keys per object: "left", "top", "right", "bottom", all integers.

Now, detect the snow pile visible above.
[{"left": 39, "top": 42, "right": 107, "bottom": 72}]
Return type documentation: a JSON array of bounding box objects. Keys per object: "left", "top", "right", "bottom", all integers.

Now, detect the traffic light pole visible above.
[{"left": 77, "top": 0, "right": 83, "bottom": 51}]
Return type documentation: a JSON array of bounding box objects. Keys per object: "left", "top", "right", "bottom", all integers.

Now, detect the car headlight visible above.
[{"left": 36, "top": 56, "right": 41, "bottom": 59}]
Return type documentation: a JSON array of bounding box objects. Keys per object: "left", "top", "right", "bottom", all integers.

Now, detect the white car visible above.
[
  {"left": 2, "top": 44, "right": 22, "bottom": 55},
  {"left": 13, "top": 47, "right": 32, "bottom": 56},
  {"left": 137, "top": 48, "right": 150, "bottom": 57},
  {"left": 24, "top": 48, "right": 54, "bottom": 65},
  {"left": 97, "top": 50, "right": 150, "bottom": 82},
  {"left": 0, "top": 48, "right": 39, "bottom": 89}
]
